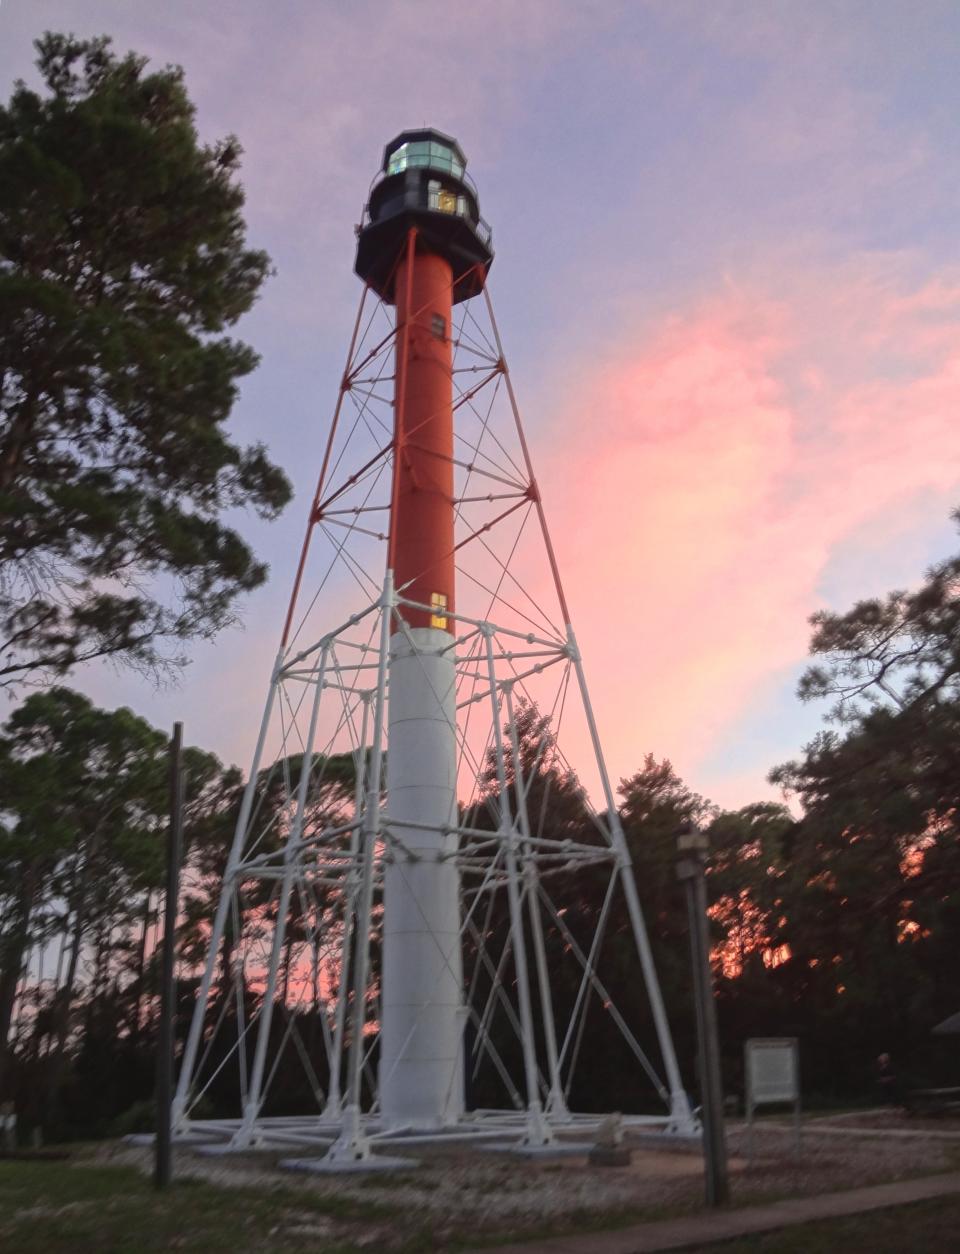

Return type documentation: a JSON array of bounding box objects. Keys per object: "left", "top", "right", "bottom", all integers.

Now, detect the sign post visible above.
[{"left": 744, "top": 1037, "right": 801, "bottom": 1160}]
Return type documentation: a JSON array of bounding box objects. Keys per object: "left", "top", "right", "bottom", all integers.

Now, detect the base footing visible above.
[
  {"left": 280, "top": 1154, "right": 419, "bottom": 1175},
  {"left": 480, "top": 1140, "right": 596, "bottom": 1159}
]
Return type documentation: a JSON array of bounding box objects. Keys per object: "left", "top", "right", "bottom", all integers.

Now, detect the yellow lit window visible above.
[
  {"left": 430, "top": 592, "right": 448, "bottom": 629},
  {"left": 437, "top": 189, "right": 457, "bottom": 214}
]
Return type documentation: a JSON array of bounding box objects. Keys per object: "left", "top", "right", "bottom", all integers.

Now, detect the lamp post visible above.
[{"left": 676, "top": 822, "right": 729, "bottom": 1207}]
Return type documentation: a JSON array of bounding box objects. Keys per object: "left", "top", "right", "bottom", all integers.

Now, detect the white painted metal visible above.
[
  {"left": 235, "top": 646, "right": 330, "bottom": 1147},
  {"left": 172, "top": 649, "right": 284, "bottom": 1133},
  {"left": 380, "top": 623, "right": 464, "bottom": 1128},
  {"left": 566, "top": 625, "right": 695, "bottom": 1135},
  {"left": 504, "top": 681, "right": 567, "bottom": 1121},
  {"left": 327, "top": 573, "right": 393, "bottom": 1164},
  {"left": 324, "top": 692, "right": 370, "bottom": 1120},
  {"left": 483, "top": 630, "right": 552, "bottom": 1147}
]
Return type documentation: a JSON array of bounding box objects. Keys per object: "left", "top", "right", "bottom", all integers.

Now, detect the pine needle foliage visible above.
[{"left": 0, "top": 34, "right": 291, "bottom": 687}]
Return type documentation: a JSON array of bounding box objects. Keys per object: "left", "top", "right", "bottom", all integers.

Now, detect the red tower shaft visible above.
[{"left": 391, "top": 242, "right": 455, "bottom": 629}]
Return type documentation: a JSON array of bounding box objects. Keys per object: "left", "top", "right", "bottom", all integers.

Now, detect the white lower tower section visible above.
[{"left": 380, "top": 625, "right": 464, "bottom": 1128}]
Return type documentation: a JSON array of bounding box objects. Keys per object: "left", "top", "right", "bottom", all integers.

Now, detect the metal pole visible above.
[
  {"left": 484, "top": 633, "right": 550, "bottom": 1146},
  {"left": 503, "top": 683, "right": 566, "bottom": 1118},
  {"left": 326, "top": 692, "right": 370, "bottom": 1118},
  {"left": 567, "top": 626, "right": 692, "bottom": 1130},
  {"left": 329, "top": 571, "right": 392, "bottom": 1160},
  {"left": 173, "top": 655, "right": 283, "bottom": 1127},
  {"left": 676, "top": 826, "right": 729, "bottom": 1207},
  {"left": 156, "top": 722, "right": 185, "bottom": 1189},
  {"left": 237, "top": 648, "right": 329, "bottom": 1145}
]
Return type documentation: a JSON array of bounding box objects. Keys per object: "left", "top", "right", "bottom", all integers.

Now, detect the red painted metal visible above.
[
  {"left": 281, "top": 285, "right": 369, "bottom": 649},
  {"left": 390, "top": 239, "right": 456, "bottom": 631},
  {"left": 386, "top": 229, "right": 417, "bottom": 578},
  {"left": 482, "top": 282, "right": 573, "bottom": 629},
  {"left": 281, "top": 237, "right": 563, "bottom": 653}
]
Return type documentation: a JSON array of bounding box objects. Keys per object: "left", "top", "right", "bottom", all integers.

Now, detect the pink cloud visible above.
[{"left": 537, "top": 264, "right": 960, "bottom": 800}]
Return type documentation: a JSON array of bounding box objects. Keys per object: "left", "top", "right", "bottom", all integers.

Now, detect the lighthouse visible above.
[
  {"left": 355, "top": 131, "right": 493, "bottom": 1128},
  {"left": 173, "top": 127, "right": 695, "bottom": 1164}
]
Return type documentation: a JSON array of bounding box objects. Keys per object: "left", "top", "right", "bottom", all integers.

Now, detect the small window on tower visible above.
[
  {"left": 437, "top": 188, "right": 457, "bottom": 214},
  {"left": 431, "top": 313, "right": 446, "bottom": 340},
  {"left": 430, "top": 592, "right": 448, "bottom": 630}
]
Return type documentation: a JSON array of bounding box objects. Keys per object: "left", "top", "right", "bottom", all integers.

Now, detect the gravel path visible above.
[{"left": 94, "top": 1121, "right": 960, "bottom": 1249}]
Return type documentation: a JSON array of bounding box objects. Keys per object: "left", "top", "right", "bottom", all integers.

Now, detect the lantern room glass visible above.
[{"left": 387, "top": 140, "right": 464, "bottom": 179}]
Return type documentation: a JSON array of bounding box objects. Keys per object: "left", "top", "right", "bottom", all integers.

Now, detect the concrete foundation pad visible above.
[
  {"left": 194, "top": 1137, "right": 338, "bottom": 1156},
  {"left": 630, "top": 1130, "right": 702, "bottom": 1147},
  {"left": 480, "top": 1140, "right": 597, "bottom": 1159},
  {"left": 280, "top": 1153, "right": 420, "bottom": 1175},
  {"left": 124, "top": 1132, "right": 226, "bottom": 1149},
  {"left": 371, "top": 1128, "right": 513, "bottom": 1148}
]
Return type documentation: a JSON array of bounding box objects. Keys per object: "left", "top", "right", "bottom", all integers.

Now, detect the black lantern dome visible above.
[{"left": 355, "top": 128, "right": 493, "bottom": 304}]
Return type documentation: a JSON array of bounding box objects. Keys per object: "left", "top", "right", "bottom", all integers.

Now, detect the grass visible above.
[
  {"left": 5, "top": 1140, "right": 960, "bottom": 1253},
  {"left": 0, "top": 1153, "right": 696, "bottom": 1253},
  {"left": 0, "top": 1158, "right": 408, "bottom": 1253},
  {"left": 689, "top": 1195, "right": 960, "bottom": 1252}
]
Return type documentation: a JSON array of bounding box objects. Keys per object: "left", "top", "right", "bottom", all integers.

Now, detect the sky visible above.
[{"left": 3, "top": 0, "right": 960, "bottom": 811}]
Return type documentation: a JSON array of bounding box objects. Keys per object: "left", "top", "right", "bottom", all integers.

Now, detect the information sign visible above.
[
  {"left": 746, "top": 1038, "right": 799, "bottom": 1104},
  {"left": 744, "top": 1037, "right": 801, "bottom": 1158}
]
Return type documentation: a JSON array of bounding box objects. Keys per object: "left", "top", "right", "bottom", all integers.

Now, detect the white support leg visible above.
[
  {"left": 504, "top": 682, "right": 567, "bottom": 1120},
  {"left": 567, "top": 626, "right": 695, "bottom": 1134},
  {"left": 484, "top": 632, "right": 552, "bottom": 1147},
  {"left": 325, "top": 692, "right": 370, "bottom": 1121},
  {"left": 327, "top": 575, "right": 392, "bottom": 1163},
  {"left": 235, "top": 648, "right": 329, "bottom": 1147},
  {"left": 173, "top": 651, "right": 284, "bottom": 1132}
]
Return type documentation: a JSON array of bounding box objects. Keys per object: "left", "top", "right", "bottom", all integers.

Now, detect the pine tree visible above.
[{"left": 0, "top": 34, "right": 291, "bottom": 687}]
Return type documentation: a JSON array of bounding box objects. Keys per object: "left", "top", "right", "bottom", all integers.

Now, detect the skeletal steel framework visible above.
[{"left": 173, "top": 269, "right": 696, "bottom": 1162}]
